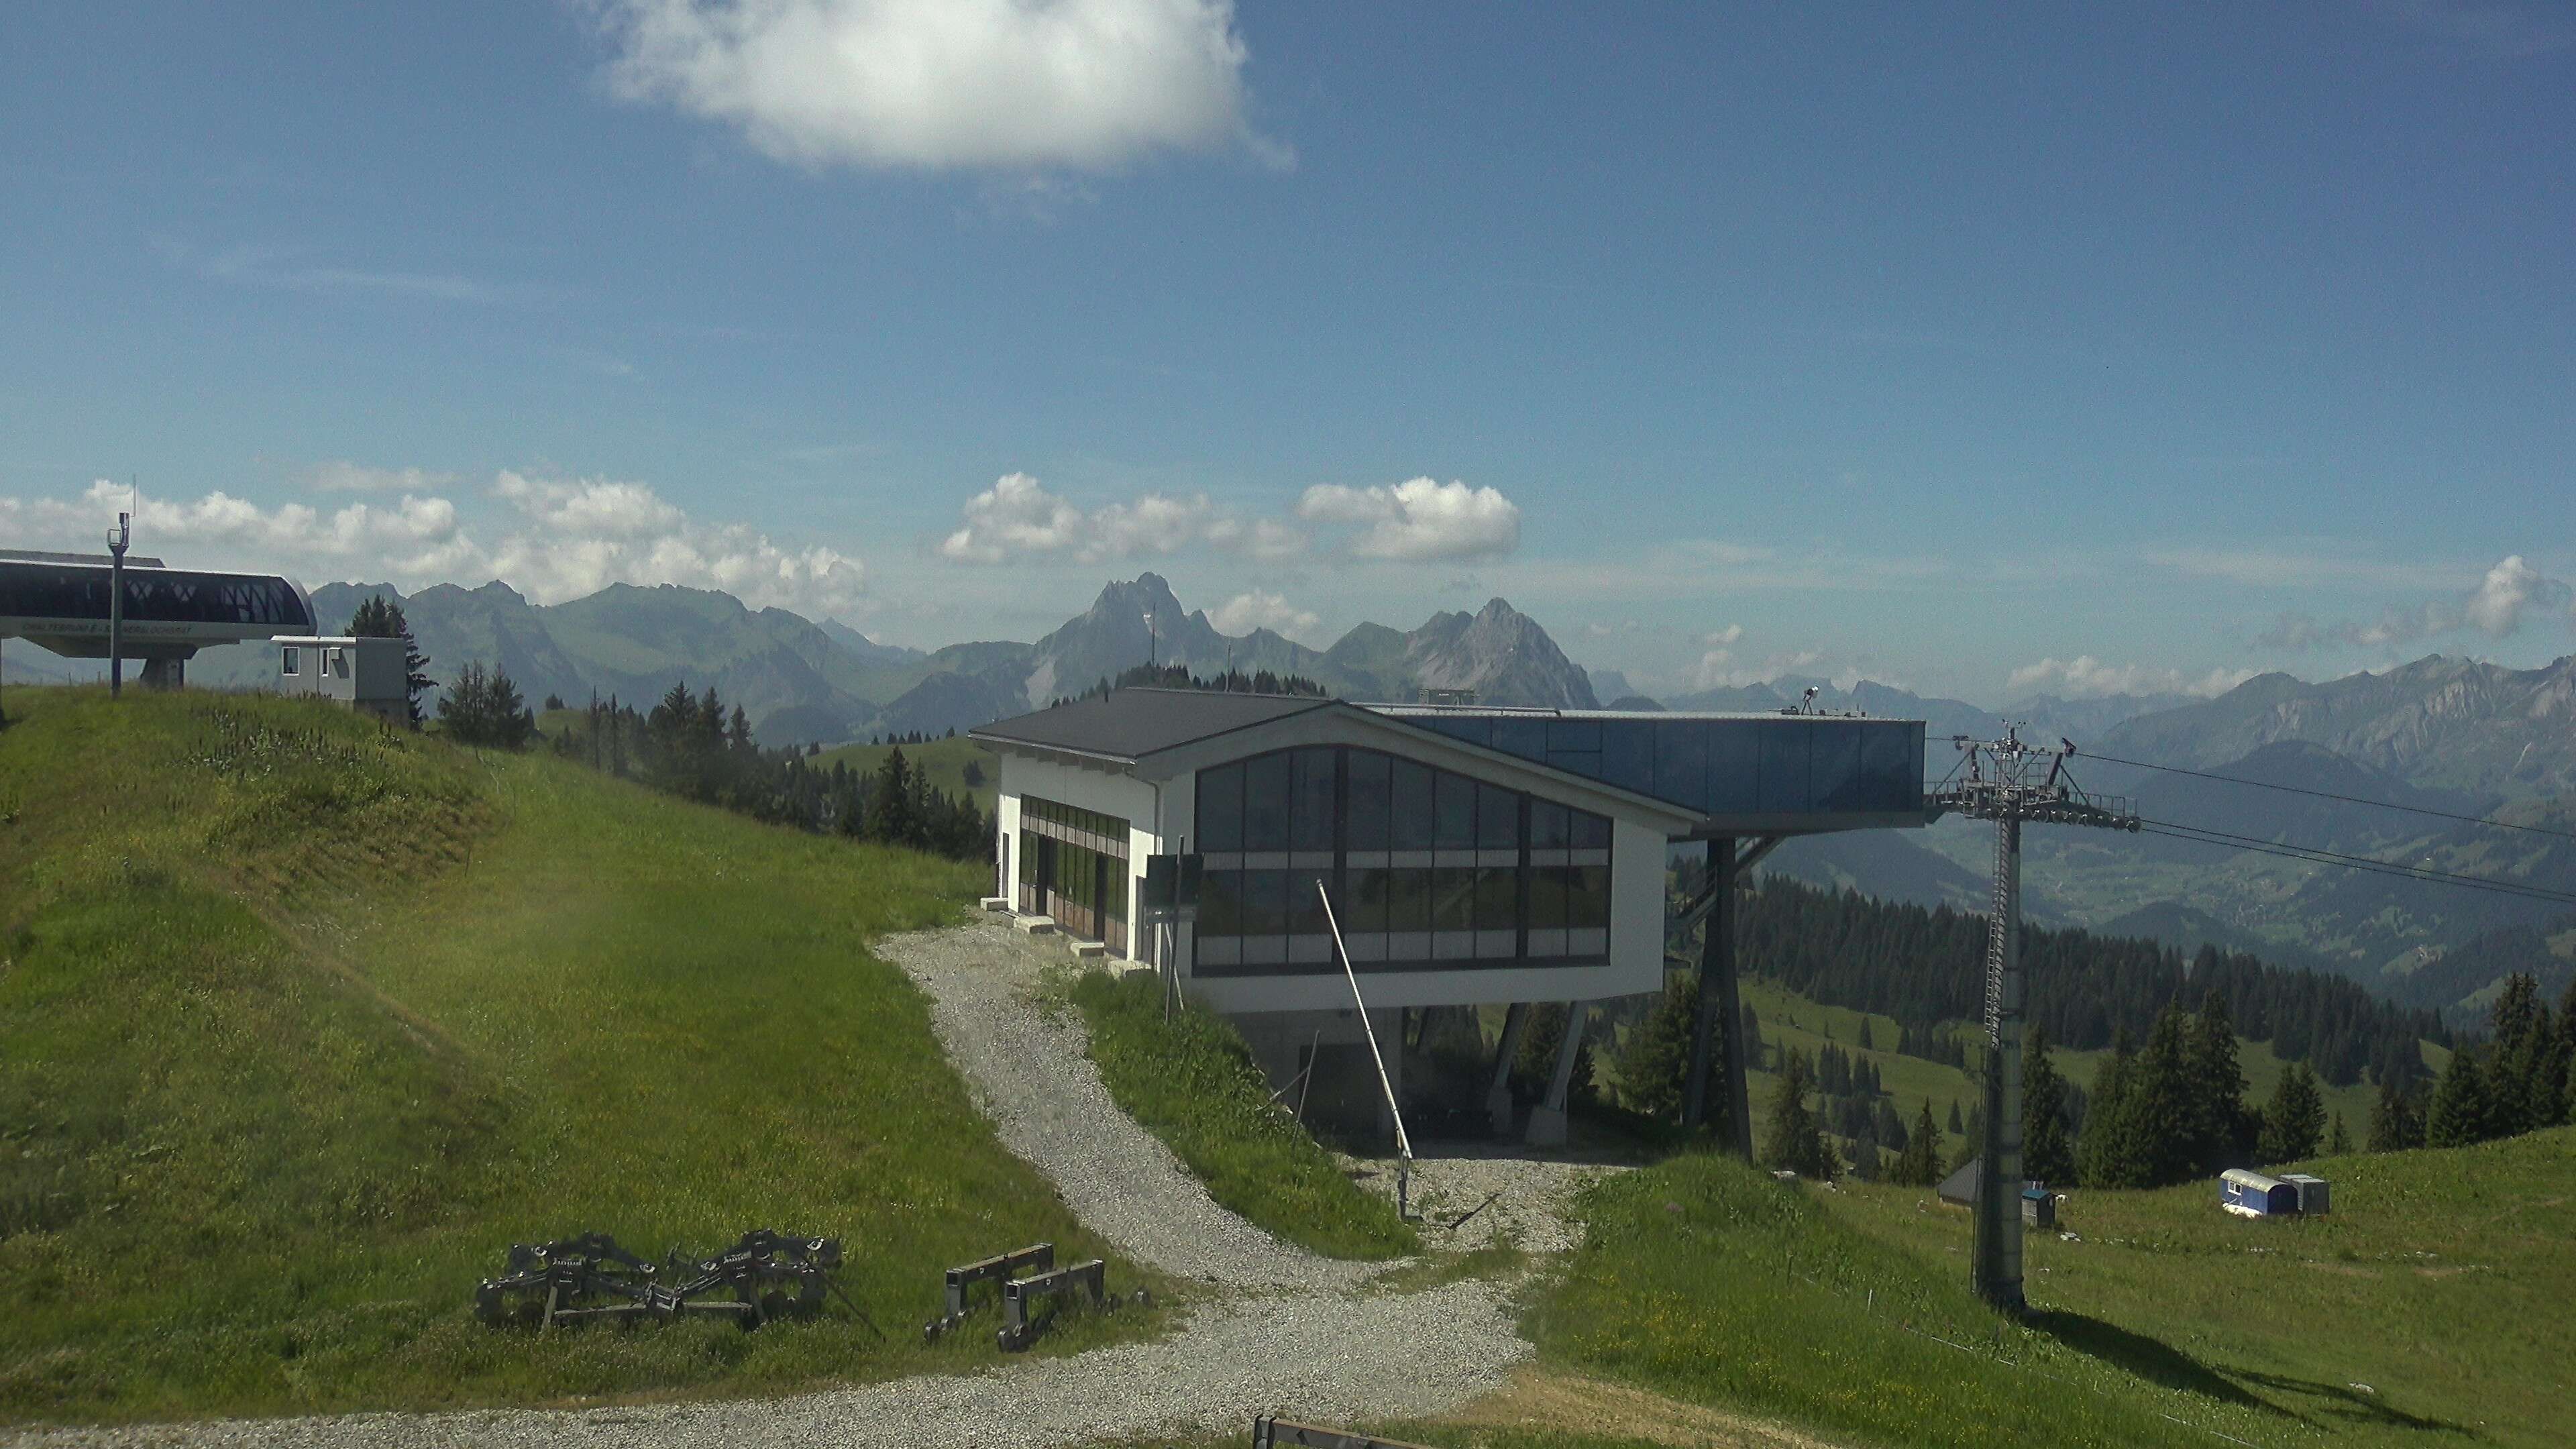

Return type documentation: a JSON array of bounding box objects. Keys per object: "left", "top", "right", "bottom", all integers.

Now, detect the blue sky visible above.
[{"left": 3, "top": 1, "right": 2571, "bottom": 702}]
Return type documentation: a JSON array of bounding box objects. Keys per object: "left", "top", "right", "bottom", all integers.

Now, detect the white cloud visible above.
[
  {"left": 1208, "top": 590, "right": 1320, "bottom": 642},
  {"left": 3, "top": 472, "right": 867, "bottom": 621},
  {"left": 305, "top": 460, "right": 460, "bottom": 493},
  {"left": 938, "top": 472, "right": 1305, "bottom": 566},
  {"left": 1295, "top": 477, "right": 1521, "bottom": 562},
  {"left": 2007, "top": 655, "right": 2256, "bottom": 700},
  {"left": 2255, "top": 554, "right": 2573, "bottom": 651},
  {"left": 1704, "top": 623, "right": 1744, "bottom": 647},
  {"left": 494, "top": 470, "right": 688, "bottom": 538},
  {"left": 596, "top": 0, "right": 1283, "bottom": 172}
]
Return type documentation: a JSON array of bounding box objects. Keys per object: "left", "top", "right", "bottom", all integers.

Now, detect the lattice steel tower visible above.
[{"left": 1929, "top": 729, "right": 2137, "bottom": 1311}]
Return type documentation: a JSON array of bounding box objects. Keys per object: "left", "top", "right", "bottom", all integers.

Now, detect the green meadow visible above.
[{"left": 0, "top": 688, "right": 1152, "bottom": 1424}]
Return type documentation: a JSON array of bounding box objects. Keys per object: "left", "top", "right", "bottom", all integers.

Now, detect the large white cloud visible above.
[
  {"left": 938, "top": 472, "right": 1302, "bottom": 565},
  {"left": 1294, "top": 477, "right": 1521, "bottom": 562},
  {"left": 2007, "top": 655, "right": 2255, "bottom": 700},
  {"left": 2257, "top": 554, "right": 2573, "bottom": 651},
  {"left": 2, "top": 470, "right": 867, "bottom": 621},
  {"left": 596, "top": 0, "right": 1280, "bottom": 171}
]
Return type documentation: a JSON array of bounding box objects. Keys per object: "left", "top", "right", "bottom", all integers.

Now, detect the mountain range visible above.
[
  {"left": 29, "top": 563, "right": 2576, "bottom": 1020},
  {"left": 170, "top": 571, "right": 1599, "bottom": 747}
]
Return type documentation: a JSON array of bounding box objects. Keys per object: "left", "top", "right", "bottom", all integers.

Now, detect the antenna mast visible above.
[
  {"left": 106, "top": 508, "right": 132, "bottom": 698},
  {"left": 1928, "top": 728, "right": 2137, "bottom": 1311}
]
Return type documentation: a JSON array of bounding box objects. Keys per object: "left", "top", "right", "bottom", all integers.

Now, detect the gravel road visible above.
[{"left": 7, "top": 915, "right": 1609, "bottom": 1449}]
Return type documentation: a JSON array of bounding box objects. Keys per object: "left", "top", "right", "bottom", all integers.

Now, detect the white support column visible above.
[
  {"left": 1485, "top": 1002, "right": 1531, "bottom": 1136},
  {"left": 1524, "top": 1002, "right": 1592, "bottom": 1148}
]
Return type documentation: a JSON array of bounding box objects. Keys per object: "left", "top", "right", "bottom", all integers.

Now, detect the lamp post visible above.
[{"left": 106, "top": 512, "right": 130, "bottom": 698}]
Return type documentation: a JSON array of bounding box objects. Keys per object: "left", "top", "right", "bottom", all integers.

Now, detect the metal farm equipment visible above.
[{"left": 476, "top": 1228, "right": 869, "bottom": 1334}]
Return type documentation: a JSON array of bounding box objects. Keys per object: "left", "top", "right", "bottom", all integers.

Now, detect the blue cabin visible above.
[{"left": 2219, "top": 1169, "right": 2300, "bottom": 1217}]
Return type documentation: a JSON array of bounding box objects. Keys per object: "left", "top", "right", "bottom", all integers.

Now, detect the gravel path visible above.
[
  {"left": 874, "top": 917, "right": 1370, "bottom": 1293},
  {"left": 5, "top": 916, "right": 1610, "bottom": 1449}
]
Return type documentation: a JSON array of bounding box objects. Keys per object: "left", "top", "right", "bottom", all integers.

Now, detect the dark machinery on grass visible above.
[
  {"left": 922, "top": 1241, "right": 1148, "bottom": 1350},
  {"left": 476, "top": 1228, "right": 871, "bottom": 1334}
]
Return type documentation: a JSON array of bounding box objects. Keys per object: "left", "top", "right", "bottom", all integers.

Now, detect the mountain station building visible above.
[{"left": 971, "top": 688, "right": 1928, "bottom": 1147}]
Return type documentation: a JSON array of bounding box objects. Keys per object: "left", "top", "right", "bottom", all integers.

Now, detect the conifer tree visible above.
[
  {"left": 2487, "top": 975, "right": 2549, "bottom": 1136},
  {"left": 1761, "top": 1047, "right": 1833, "bottom": 1179},
  {"left": 1892, "top": 1099, "right": 1943, "bottom": 1186},
  {"left": 2185, "top": 991, "right": 2251, "bottom": 1175},
  {"left": 2368, "top": 1080, "right": 2425, "bottom": 1152},
  {"left": 2426, "top": 1046, "right": 2494, "bottom": 1148},
  {"left": 2257, "top": 1062, "right": 2326, "bottom": 1165},
  {"left": 1616, "top": 973, "right": 1697, "bottom": 1119},
  {"left": 2125, "top": 1004, "right": 2198, "bottom": 1184},
  {"left": 1947, "top": 1099, "right": 1964, "bottom": 1136},
  {"left": 2023, "top": 1024, "right": 2077, "bottom": 1187},
  {"left": 2326, "top": 1112, "right": 2351, "bottom": 1156},
  {"left": 2078, "top": 1028, "right": 2140, "bottom": 1188}
]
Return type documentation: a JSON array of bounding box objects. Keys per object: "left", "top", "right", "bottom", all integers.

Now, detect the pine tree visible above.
[
  {"left": 434, "top": 661, "right": 534, "bottom": 748},
  {"left": 1761, "top": 1048, "right": 1833, "bottom": 1179},
  {"left": 1947, "top": 1099, "right": 1964, "bottom": 1135},
  {"left": 866, "top": 746, "right": 920, "bottom": 847},
  {"left": 2368, "top": 1080, "right": 2425, "bottom": 1152},
  {"left": 2257, "top": 1062, "right": 2327, "bottom": 1165},
  {"left": 2426, "top": 1047, "right": 2494, "bottom": 1148},
  {"left": 2486, "top": 975, "right": 2548, "bottom": 1138},
  {"left": 2023, "top": 1024, "right": 2077, "bottom": 1187},
  {"left": 1892, "top": 1099, "right": 1943, "bottom": 1186},
  {"left": 2078, "top": 1028, "right": 2140, "bottom": 1188},
  {"left": 2326, "top": 1112, "right": 2352, "bottom": 1156},
  {"left": 2125, "top": 1004, "right": 2198, "bottom": 1185},
  {"left": 1617, "top": 973, "right": 1697, "bottom": 1119},
  {"left": 2184, "top": 991, "right": 2251, "bottom": 1175}
]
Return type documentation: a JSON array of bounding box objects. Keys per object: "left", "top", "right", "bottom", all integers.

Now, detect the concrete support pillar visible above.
[
  {"left": 140, "top": 656, "right": 183, "bottom": 690},
  {"left": 1524, "top": 1002, "right": 1592, "bottom": 1148},
  {"left": 1485, "top": 1002, "right": 1531, "bottom": 1136}
]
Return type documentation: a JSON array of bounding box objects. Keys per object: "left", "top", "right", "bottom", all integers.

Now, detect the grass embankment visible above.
[
  {"left": 0, "top": 688, "right": 1149, "bottom": 1424},
  {"left": 1065, "top": 970, "right": 1416, "bottom": 1260},
  {"left": 1821, "top": 1128, "right": 2575, "bottom": 1448}
]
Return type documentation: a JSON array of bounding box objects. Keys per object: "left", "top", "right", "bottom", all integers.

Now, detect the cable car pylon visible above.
[{"left": 1928, "top": 728, "right": 2138, "bottom": 1312}]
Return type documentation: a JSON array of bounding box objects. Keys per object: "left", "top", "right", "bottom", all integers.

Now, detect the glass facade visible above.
[
  {"left": 1016, "top": 796, "right": 1130, "bottom": 955},
  {"left": 1401, "top": 712, "right": 1922, "bottom": 816},
  {"left": 0, "top": 563, "right": 313, "bottom": 629},
  {"left": 1193, "top": 746, "right": 1613, "bottom": 977}
]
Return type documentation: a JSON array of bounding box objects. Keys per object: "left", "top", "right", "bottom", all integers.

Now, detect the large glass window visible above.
[
  {"left": 1198, "top": 762, "right": 1244, "bottom": 851},
  {"left": 1191, "top": 745, "right": 1614, "bottom": 977},
  {"left": 1244, "top": 753, "right": 1291, "bottom": 850},
  {"left": 1346, "top": 751, "right": 1390, "bottom": 851},
  {"left": 1392, "top": 761, "right": 1436, "bottom": 850},
  {"left": 1291, "top": 748, "right": 1336, "bottom": 853}
]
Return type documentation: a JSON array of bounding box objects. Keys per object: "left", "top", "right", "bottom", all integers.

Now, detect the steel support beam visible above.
[
  {"left": 1972, "top": 817, "right": 2026, "bottom": 1311},
  {"left": 1682, "top": 837, "right": 1754, "bottom": 1160}
]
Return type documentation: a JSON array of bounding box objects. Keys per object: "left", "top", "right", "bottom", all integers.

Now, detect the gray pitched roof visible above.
[{"left": 971, "top": 688, "right": 1336, "bottom": 763}]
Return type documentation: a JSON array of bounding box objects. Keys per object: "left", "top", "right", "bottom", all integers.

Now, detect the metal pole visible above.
[
  {"left": 106, "top": 512, "right": 129, "bottom": 698},
  {"left": 1973, "top": 814, "right": 2025, "bottom": 1311},
  {"left": 1317, "top": 879, "right": 1412, "bottom": 1215}
]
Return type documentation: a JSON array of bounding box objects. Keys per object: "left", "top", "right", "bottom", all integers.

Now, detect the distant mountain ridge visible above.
[{"left": 179, "top": 570, "right": 1597, "bottom": 745}]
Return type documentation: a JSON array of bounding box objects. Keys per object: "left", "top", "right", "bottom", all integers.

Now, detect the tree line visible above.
[
  {"left": 541, "top": 685, "right": 991, "bottom": 860},
  {"left": 1057, "top": 662, "right": 1334, "bottom": 708},
  {"left": 1716, "top": 872, "right": 2447, "bottom": 1089}
]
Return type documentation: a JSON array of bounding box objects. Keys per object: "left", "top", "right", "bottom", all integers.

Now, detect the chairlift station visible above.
[{"left": 972, "top": 689, "right": 1929, "bottom": 1152}]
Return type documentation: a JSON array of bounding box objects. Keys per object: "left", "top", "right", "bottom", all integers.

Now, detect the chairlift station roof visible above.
[
  {"left": 973, "top": 688, "right": 1929, "bottom": 839},
  {"left": 0, "top": 549, "right": 316, "bottom": 659}
]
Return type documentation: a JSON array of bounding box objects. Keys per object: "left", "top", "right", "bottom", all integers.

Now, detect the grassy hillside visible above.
[
  {"left": 818, "top": 735, "right": 1000, "bottom": 812},
  {"left": 1515, "top": 1130, "right": 2575, "bottom": 1449},
  {"left": 1820, "top": 1128, "right": 2576, "bottom": 1447},
  {"left": 0, "top": 688, "right": 1147, "bottom": 1424}
]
